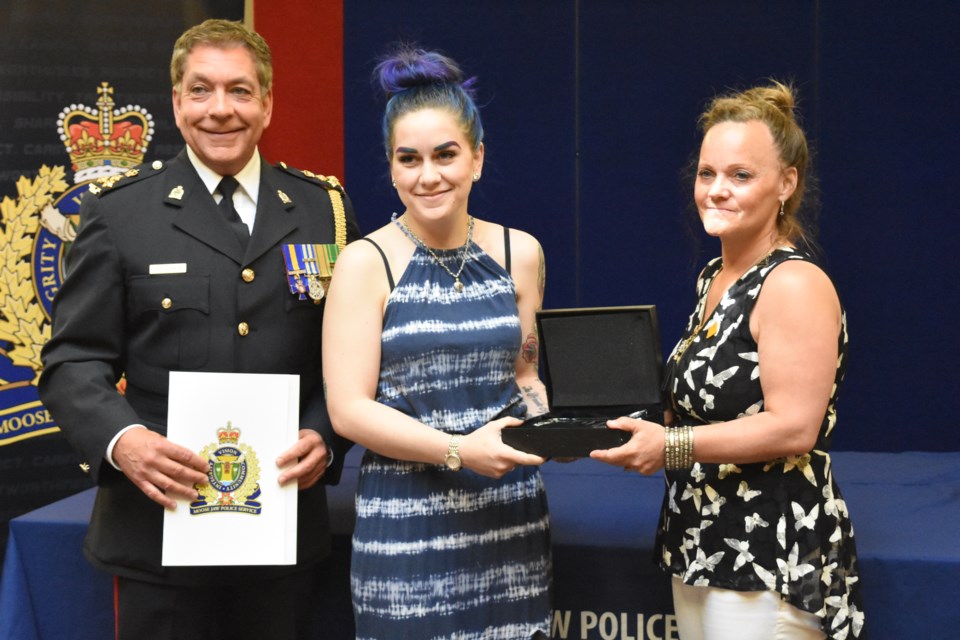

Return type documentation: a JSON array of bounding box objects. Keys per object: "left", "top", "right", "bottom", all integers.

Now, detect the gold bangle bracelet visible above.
[{"left": 665, "top": 426, "right": 695, "bottom": 471}]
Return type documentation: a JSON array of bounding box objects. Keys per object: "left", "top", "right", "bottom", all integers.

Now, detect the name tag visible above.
[{"left": 149, "top": 263, "right": 187, "bottom": 275}]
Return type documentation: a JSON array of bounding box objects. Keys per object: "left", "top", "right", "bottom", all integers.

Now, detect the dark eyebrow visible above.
[
  {"left": 185, "top": 72, "right": 253, "bottom": 86},
  {"left": 395, "top": 146, "right": 418, "bottom": 154},
  {"left": 434, "top": 141, "right": 460, "bottom": 151}
]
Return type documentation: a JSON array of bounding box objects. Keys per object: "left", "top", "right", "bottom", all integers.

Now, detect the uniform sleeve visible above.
[
  {"left": 301, "top": 187, "right": 362, "bottom": 485},
  {"left": 38, "top": 192, "right": 140, "bottom": 483},
  {"left": 341, "top": 190, "right": 362, "bottom": 245}
]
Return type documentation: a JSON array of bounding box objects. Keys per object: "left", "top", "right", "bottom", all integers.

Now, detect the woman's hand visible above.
[
  {"left": 590, "top": 417, "right": 666, "bottom": 475},
  {"left": 461, "top": 416, "right": 546, "bottom": 478}
]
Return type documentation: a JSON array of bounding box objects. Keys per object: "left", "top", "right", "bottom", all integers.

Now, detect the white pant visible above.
[{"left": 672, "top": 577, "right": 825, "bottom": 640}]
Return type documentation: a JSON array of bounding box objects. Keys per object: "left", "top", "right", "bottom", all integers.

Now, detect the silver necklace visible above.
[{"left": 402, "top": 215, "right": 474, "bottom": 292}]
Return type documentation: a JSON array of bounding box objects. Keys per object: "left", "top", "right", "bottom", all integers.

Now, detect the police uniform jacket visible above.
[{"left": 38, "top": 149, "right": 361, "bottom": 585}]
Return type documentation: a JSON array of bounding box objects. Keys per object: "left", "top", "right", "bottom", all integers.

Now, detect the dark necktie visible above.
[{"left": 217, "top": 176, "right": 250, "bottom": 250}]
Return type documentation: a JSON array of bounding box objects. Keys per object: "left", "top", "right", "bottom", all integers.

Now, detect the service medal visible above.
[
  {"left": 308, "top": 276, "right": 325, "bottom": 301},
  {"left": 282, "top": 243, "right": 342, "bottom": 302}
]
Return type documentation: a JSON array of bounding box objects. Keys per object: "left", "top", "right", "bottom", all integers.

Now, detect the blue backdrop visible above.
[{"left": 342, "top": 0, "right": 960, "bottom": 452}]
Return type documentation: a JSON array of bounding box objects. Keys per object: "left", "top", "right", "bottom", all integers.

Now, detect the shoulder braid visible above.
[
  {"left": 276, "top": 162, "right": 348, "bottom": 251},
  {"left": 85, "top": 162, "right": 166, "bottom": 197}
]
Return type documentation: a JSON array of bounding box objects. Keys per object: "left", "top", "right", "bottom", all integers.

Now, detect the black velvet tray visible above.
[{"left": 502, "top": 306, "right": 663, "bottom": 457}]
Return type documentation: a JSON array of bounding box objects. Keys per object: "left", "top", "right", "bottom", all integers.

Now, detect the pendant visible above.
[{"left": 454, "top": 279, "right": 464, "bottom": 292}]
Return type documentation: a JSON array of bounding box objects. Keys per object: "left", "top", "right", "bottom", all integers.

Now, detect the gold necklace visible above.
[
  {"left": 671, "top": 244, "right": 781, "bottom": 363},
  {"left": 402, "top": 215, "right": 475, "bottom": 292},
  {"left": 672, "top": 264, "right": 723, "bottom": 363}
]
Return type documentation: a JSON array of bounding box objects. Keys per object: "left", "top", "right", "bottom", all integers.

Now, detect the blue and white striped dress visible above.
[{"left": 350, "top": 221, "right": 552, "bottom": 639}]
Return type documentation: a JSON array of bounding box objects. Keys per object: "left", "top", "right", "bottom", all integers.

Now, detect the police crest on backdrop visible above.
[{"left": 0, "top": 83, "right": 153, "bottom": 447}]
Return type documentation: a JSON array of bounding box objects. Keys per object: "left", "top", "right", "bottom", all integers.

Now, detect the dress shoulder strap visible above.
[
  {"left": 503, "top": 226, "right": 512, "bottom": 276},
  {"left": 360, "top": 237, "right": 395, "bottom": 291}
]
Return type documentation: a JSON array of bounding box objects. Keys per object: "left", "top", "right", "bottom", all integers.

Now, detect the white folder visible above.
[{"left": 162, "top": 371, "right": 299, "bottom": 566}]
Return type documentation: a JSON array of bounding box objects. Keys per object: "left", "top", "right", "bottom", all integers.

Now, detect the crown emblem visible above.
[
  {"left": 216, "top": 422, "right": 241, "bottom": 445},
  {"left": 57, "top": 82, "right": 154, "bottom": 183}
]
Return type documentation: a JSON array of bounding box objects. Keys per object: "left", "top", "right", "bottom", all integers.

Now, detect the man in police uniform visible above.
[{"left": 39, "top": 19, "right": 360, "bottom": 640}]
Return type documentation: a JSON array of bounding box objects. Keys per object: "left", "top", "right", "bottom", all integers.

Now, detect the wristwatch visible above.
[{"left": 444, "top": 435, "right": 462, "bottom": 471}]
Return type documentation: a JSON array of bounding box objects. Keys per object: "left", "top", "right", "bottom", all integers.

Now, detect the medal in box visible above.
[{"left": 502, "top": 305, "right": 664, "bottom": 457}]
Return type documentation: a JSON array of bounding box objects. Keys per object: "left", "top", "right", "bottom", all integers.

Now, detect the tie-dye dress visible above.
[{"left": 350, "top": 222, "right": 552, "bottom": 639}]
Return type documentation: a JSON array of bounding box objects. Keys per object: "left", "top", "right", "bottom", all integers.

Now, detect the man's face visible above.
[{"left": 172, "top": 44, "right": 272, "bottom": 176}]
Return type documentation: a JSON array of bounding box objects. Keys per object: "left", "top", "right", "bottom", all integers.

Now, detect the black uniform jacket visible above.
[{"left": 38, "top": 150, "right": 361, "bottom": 585}]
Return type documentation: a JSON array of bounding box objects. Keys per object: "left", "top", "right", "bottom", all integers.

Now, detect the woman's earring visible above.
[
  {"left": 472, "top": 173, "right": 480, "bottom": 182},
  {"left": 778, "top": 200, "right": 785, "bottom": 217},
  {"left": 391, "top": 179, "right": 397, "bottom": 189}
]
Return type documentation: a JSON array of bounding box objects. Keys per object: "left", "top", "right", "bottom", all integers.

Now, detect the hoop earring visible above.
[{"left": 778, "top": 200, "right": 785, "bottom": 217}]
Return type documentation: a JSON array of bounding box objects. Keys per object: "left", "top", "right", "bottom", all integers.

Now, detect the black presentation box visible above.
[{"left": 502, "top": 305, "right": 664, "bottom": 457}]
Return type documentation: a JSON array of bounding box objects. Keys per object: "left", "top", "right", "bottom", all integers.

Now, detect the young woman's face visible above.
[{"left": 390, "top": 108, "right": 483, "bottom": 226}]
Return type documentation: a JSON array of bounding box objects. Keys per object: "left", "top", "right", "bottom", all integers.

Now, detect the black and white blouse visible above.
[{"left": 658, "top": 247, "right": 866, "bottom": 640}]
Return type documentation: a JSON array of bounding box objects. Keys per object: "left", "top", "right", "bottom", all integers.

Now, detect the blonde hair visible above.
[
  {"left": 170, "top": 19, "right": 272, "bottom": 93},
  {"left": 699, "top": 80, "right": 812, "bottom": 246}
]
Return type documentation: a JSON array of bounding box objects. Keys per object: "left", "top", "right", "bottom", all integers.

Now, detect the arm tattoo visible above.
[
  {"left": 521, "top": 332, "right": 538, "bottom": 365},
  {"left": 520, "top": 384, "right": 549, "bottom": 417}
]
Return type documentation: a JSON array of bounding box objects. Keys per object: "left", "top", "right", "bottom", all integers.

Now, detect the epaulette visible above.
[
  {"left": 86, "top": 159, "right": 167, "bottom": 197},
  {"left": 276, "top": 162, "right": 346, "bottom": 196},
  {"left": 276, "top": 162, "right": 348, "bottom": 251}
]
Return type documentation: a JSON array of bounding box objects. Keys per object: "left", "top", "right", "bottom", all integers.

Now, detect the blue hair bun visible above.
[{"left": 375, "top": 45, "right": 476, "bottom": 100}]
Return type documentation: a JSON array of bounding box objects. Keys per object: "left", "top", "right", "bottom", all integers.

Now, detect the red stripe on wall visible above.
[{"left": 253, "top": 0, "right": 344, "bottom": 179}]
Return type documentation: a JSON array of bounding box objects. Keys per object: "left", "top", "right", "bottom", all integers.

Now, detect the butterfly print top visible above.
[{"left": 658, "top": 247, "right": 866, "bottom": 640}]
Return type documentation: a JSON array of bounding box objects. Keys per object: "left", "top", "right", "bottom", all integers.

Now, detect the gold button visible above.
[
  {"left": 241, "top": 268, "right": 255, "bottom": 282},
  {"left": 238, "top": 322, "right": 249, "bottom": 336},
  {"left": 152, "top": 160, "right": 163, "bottom": 170},
  {"left": 161, "top": 297, "right": 172, "bottom": 309}
]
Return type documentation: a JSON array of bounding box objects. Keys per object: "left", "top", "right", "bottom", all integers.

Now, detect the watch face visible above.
[{"left": 444, "top": 454, "right": 462, "bottom": 471}]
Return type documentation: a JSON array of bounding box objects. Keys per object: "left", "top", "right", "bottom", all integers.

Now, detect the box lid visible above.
[{"left": 536, "top": 305, "right": 663, "bottom": 412}]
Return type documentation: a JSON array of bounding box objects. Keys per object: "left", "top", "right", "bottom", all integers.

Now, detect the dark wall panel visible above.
[
  {"left": 578, "top": 1, "right": 819, "bottom": 367},
  {"left": 343, "top": 0, "right": 577, "bottom": 308},
  {"left": 817, "top": 2, "right": 960, "bottom": 451}
]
